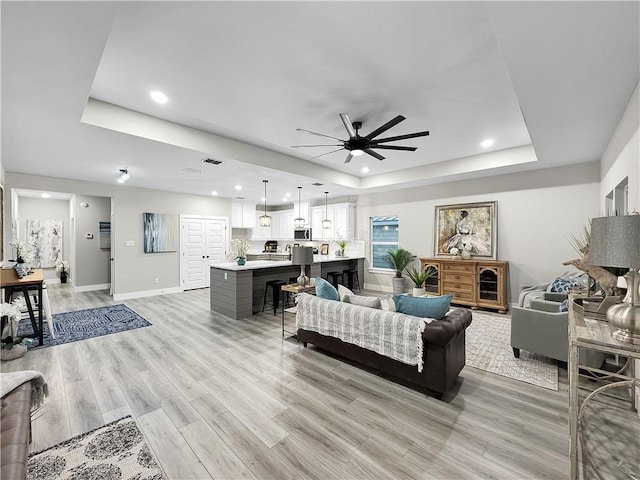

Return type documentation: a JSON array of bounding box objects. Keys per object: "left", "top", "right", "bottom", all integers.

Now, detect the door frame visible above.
[{"left": 179, "top": 214, "right": 229, "bottom": 290}]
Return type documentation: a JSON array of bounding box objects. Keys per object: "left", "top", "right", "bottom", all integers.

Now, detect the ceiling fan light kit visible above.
[
  {"left": 294, "top": 113, "right": 429, "bottom": 163},
  {"left": 259, "top": 179, "right": 272, "bottom": 227}
]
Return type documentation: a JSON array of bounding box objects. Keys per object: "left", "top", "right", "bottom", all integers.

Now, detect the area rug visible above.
[
  {"left": 465, "top": 310, "right": 559, "bottom": 390},
  {"left": 27, "top": 416, "right": 164, "bottom": 480},
  {"left": 18, "top": 304, "right": 151, "bottom": 350}
]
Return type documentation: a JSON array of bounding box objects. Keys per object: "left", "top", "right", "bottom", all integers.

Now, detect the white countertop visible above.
[{"left": 211, "top": 255, "right": 363, "bottom": 271}]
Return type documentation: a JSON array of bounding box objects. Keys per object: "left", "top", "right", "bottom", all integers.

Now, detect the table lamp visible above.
[
  {"left": 587, "top": 215, "right": 640, "bottom": 344},
  {"left": 291, "top": 246, "right": 314, "bottom": 286}
]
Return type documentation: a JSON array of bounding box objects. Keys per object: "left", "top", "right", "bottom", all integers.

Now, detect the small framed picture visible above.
[{"left": 320, "top": 243, "right": 329, "bottom": 255}]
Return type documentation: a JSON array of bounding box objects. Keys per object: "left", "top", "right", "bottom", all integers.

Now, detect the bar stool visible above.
[
  {"left": 342, "top": 269, "right": 361, "bottom": 293},
  {"left": 326, "top": 271, "right": 343, "bottom": 288},
  {"left": 262, "top": 280, "right": 286, "bottom": 316}
]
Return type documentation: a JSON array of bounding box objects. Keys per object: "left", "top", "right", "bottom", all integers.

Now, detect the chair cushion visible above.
[
  {"left": 393, "top": 294, "right": 453, "bottom": 320},
  {"left": 315, "top": 277, "right": 339, "bottom": 301}
]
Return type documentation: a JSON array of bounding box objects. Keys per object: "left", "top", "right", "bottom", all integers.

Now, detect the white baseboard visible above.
[
  {"left": 74, "top": 283, "right": 110, "bottom": 293},
  {"left": 113, "top": 286, "right": 183, "bottom": 302},
  {"left": 364, "top": 283, "right": 393, "bottom": 293}
]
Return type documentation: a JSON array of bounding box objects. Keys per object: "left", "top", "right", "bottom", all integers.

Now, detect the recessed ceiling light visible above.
[
  {"left": 285, "top": 193, "right": 291, "bottom": 198},
  {"left": 351, "top": 149, "right": 364, "bottom": 157},
  {"left": 481, "top": 139, "right": 494, "bottom": 148},
  {"left": 150, "top": 91, "right": 168, "bottom": 104},
  {"left": 282, "top": 197, "right": 288, "bottom": 202},
  {"left": 234, "top": 185, "right": 242, "bottom": 191},
  {"left": 41, "top": 192, "right": 50, "bottom": 198},
  {"left": 361, "top": 166, "right": 370, "bottom": 173},
  {"left": 260, "top": 196, "right": 266, "bottom": 202},
  {"left": 211, "top": 191, "right": 218, "bottom": 196}
]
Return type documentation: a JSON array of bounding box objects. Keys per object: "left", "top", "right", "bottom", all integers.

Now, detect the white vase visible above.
[
  {"left": 462, "top": 251, "right": 472, "bottom": 260},
  {"left": 412, "top": 287, "right": 426, "bottom": 297}
]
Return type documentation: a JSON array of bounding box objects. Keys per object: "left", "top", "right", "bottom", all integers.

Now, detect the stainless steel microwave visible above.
[{"left": 294, "top": 228, "right": 312, "bottom": 241}]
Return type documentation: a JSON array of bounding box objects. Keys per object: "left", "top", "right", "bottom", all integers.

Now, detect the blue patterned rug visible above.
[{"left": 18, "top": 304, "right": 151, "bottom": 350}]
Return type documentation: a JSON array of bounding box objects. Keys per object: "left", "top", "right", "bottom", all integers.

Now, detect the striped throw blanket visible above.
[{"left": 296, "top": 293, "right": 431, "bottom": 372}]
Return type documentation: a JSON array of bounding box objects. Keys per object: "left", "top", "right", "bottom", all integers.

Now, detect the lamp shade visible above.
[
  {"left": 588, "top": 216, "right": 640, "bottom": 268},
  {"left": 291, "top": 246, "right": 314, "bottom": 265}
]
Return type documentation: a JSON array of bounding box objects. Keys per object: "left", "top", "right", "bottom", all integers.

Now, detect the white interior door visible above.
[
  {"left": 109, "top": 197, "right": 115, "bottom": 296},
  {"left": 181, "top": 215, "right": 227, "bottom": 290}
]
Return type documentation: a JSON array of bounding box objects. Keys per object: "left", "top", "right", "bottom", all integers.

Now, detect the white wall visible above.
[
  {"left": 600, "top": 83, "right": 639, "bottom": 212},
  {"left": 5, "top": 173, "right": 232, "bottom": 297},
  {"left": 357, "top": 162, "right": 601, "bottom": 303}
]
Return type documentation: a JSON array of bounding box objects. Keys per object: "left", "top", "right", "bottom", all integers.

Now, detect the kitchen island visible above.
[{"left": 210, "top": 255, "right": 364, "bottom": 319}]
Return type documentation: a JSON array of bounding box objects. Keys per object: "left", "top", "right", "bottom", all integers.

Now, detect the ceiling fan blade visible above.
[
  {"left": 364, "top": 115, "right": 405, "bottom": 140},
  {"left": 371, "top": 145, "right": 417, "bottom": 151},
  {"left": 296, "top": 128, "right": 344, "bottom": 142},
  {"left": 364, "top": 149, "right": 385, "bottom": 161},
  {"left": 344, "top": 153, "right": 354, "bottom": 164},
  {"left": 291, "top": 144, "right": 343, "bottom": 148},
  {"left": 339, "top": 113, "right": 356, "bottom": 138},
  {"left": 311, "top": 148, "right": 345, "bottom": 159},
  {"left": 372, "top": 130, "right": 430, "bottom": 143}
]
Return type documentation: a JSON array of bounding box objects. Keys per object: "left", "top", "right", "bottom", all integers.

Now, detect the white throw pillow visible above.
[
  {"left": 344, "top": 294, "right": 382, "bottom": 310},
  {"left": 337, "top": 284, "right": 354, "bottom": 302}
]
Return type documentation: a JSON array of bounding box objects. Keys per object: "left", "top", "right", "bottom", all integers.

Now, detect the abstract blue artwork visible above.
[{"left": 143, "top": 212, "right": 177, "bottom": 253}]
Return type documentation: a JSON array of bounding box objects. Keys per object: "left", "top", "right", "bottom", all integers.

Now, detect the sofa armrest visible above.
[
  {"left": 510, "top": 306, "right": 568, "bottom": 361},
  {"left": 423, "top": 308, "right": 472, "bottom": 346},
  {"left": 543, "top": 292, "right": 567, "bottom": 303},
  {"left": 529, "top": 298, "right": 563, "bottom": 313}
]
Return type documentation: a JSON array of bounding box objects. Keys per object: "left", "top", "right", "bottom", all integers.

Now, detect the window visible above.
[{"left": 370, "top": 216, "right": 399, "bottom": 270}]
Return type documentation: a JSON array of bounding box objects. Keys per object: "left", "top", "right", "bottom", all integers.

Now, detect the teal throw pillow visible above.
[
  {"left": 315, "top": 277, "right": 339, "bottom": 301},
  {"left": 393, "top": 294, "right": 453, "bottom": 320},
  {"left": 549, "top": 277, "right": 580, "bottom": 293}
]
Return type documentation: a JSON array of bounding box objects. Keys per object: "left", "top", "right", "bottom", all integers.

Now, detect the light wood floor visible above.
[{"left": 2, "top": 285, "right": 637, "bottom": 479}]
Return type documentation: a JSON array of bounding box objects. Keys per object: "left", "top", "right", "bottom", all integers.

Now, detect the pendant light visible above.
[
  {"left": 294, "top": 186, "right": 305, "bottom": 228},
  {"left": 322, "top": 191, "right": 332, "bottom": 229},
  {"left": 259, "top": 180, "right": 272, "bottom": 227}
]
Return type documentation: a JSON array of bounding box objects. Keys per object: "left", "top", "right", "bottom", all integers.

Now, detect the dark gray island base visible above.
[{"left": 210, "top": 257, "right": 364, "bottom": 320}]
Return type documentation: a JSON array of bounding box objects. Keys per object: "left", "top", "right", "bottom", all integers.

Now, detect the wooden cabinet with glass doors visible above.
[{"left": 419, "top": 258, "right": 509, "bottom": 313}]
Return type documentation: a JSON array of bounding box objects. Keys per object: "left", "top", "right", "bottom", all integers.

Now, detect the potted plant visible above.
[
  {"left": 405, "top": 265, "right": 436, "bottom": 296},
  {"left": 382, "top": 247, "right": 416, "bottom": 294},
  {"left": 229, "top": 239, "right": 254, "bottom": 265},
  {"left": 333, "top": 239, "right": 350, "bottom": 257},
  {"left": 10, "top": 239, "right": 34, "bottom": 277},
  {"left": 56, "top": 259, "right": 70, "bottom": 284}
]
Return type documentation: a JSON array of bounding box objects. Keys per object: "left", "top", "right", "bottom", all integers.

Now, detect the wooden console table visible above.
[
  {"left": 1, "top": 268, "right": 44, "bottom": 346},
  {"left": 568, "top": 294, "right": 639, "bottom": 479},
  {"left": 419, "top": 258, "right": 508, "bottom": 312}
]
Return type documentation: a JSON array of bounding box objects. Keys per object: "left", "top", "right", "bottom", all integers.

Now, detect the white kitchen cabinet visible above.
[
  {"left": 310, "top": 203, "right": 355, "bottom": 240},
  {"left": 250, "top": 211, "right": 272, "bottom": 240},
  {"left": 231, "top": 200, "right": 256, "bottom": 228}
]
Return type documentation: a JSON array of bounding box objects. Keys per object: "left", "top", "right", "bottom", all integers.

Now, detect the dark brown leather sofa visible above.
[
  {"left": 0, "top": 382, "right": 31, "bottom": 480},
  {"left": 297, "top": 307, "right": 472, "bottom": 399},
  {"left": 1, "top": 382, "right": 32, "bottom": 480}
]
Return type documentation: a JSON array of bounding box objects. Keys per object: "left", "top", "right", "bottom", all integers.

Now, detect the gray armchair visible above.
[{"left": 511, "top": 293, "right": 605, "bottom": 368}]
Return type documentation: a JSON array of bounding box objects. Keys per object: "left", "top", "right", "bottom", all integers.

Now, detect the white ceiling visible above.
[{"left": 2, "top": 1, "right": 638, "bottom": 206}]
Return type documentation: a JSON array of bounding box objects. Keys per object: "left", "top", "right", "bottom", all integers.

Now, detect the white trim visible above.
[
  {"left": 113, "top": 286, "right": 183, "bottom": 302},
  {"left": 364, "top": 282, "right": 393, "bottom": 293},
  {"left": 368, "top": 268, "right": 394, "bottom": 275},
  {"left": 74, "top": 283, "right": 110, "bottom": 293}
]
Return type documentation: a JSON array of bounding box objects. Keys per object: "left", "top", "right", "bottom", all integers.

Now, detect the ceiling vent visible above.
[
  {"left": 201, "top": 158, "right": 224, "bottom": 165},
  {"left": 311, "top": 182, "right": 323, "bottom": 186}
]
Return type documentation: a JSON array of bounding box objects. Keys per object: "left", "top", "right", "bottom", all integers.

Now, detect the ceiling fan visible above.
[{"left": 292, "top": 113, "right": 429, "bottom": 163}]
